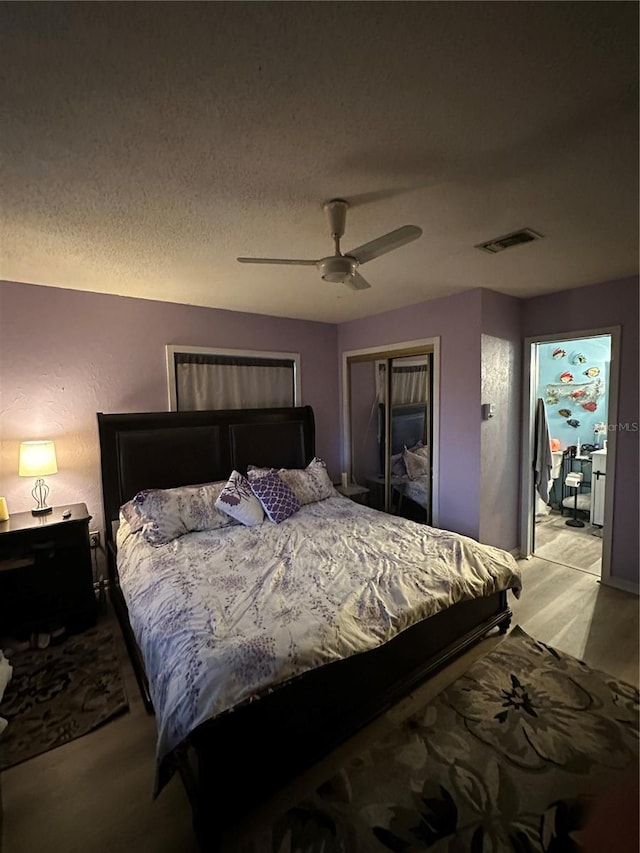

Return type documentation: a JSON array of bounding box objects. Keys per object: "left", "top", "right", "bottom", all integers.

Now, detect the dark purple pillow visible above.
[{"left": 249, "top": 472, "right": 300, "bottom": 524}]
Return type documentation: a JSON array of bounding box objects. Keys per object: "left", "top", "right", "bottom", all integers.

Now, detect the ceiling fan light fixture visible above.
[{"left": 318, "top": 256, "right": 355, "bottom": 283}]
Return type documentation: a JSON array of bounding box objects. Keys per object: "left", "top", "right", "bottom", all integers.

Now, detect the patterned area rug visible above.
[
  {"left": 248, "top": 627, "right": 638, "bottom": 852},
  {"left": 0, "top": 626, "right": 129, "bottom": 770}
]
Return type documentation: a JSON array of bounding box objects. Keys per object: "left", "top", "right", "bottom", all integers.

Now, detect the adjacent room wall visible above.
[
  {"left": 338, "top": 289, "right": 483, "bottom": 540},
  {"left": 521, "top": 276, "right": 639, "bottom": 586},
  {"left": 0, "top": 280, "right": 340, "bottom": 548}
]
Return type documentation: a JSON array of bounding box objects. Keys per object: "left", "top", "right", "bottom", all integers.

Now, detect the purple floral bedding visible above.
[{"left": 116, "top": 496, "right": 521, "bottom": 790}]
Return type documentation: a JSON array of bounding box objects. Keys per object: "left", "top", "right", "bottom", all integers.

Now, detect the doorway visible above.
[{"left": 520, "top": 328, "right": 620, "bottom": 582}]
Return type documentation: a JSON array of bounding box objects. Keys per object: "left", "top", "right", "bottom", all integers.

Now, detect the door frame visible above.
[
  {"left": 519, "top": 326, "right": 620, "bottom": 585},
  {"left": 342, "top": 337, "right": 440, "bottom": 527}
]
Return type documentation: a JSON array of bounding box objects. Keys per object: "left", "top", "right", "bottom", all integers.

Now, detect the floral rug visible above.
[
  {"left": 249, "top": 627, "right": 639, "bottom": 852},
  {"left": 0, "top": 627, "right": 129, "bottom": 770}
]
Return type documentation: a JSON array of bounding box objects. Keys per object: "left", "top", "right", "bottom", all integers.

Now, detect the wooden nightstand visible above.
[
  {"left": 335, "top": 483, "right": 370, "bottom": 504},
  {"left": 0, "top": 503, "right": 97, "bottom": 636}
]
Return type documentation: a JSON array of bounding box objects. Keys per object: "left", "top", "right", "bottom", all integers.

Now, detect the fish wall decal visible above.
[
  {"left": 559, "top": 372, "right": 573, "bottom": 383},
  {"left": 567, "top": 418, "right": 581, "bottom": 428},
  {"left": 558, "top": 408, "right": 572, "bottom": 417},
  {"left": 552, "top": 348, "right": 566, "bottom": 359},
  {"left": 582, "top": 402, "right": 597, "bottom": 412},
  {"left": 585, "top": 367, "right": 600, "bottom": 377}
]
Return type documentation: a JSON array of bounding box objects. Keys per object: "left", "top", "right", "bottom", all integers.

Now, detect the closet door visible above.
[
  {"left": 346, "top": 350, "right": 433, "bottom": 523},
  {"left": 385, "top": 355, "right": 431, "bottom": 523}
]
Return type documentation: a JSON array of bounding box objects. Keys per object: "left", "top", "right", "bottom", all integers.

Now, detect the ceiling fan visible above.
[{"left": 237, "top": 199, "right": 422, "bottom": 290}]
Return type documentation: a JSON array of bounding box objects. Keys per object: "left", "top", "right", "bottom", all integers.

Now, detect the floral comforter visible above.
[{"left": 116, "top": 496, "right": 521, "bottom": 790}]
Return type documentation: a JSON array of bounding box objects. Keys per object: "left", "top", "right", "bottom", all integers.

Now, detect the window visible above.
[{"left": 166, "top": 345, "right": 301, "bottom": 411}]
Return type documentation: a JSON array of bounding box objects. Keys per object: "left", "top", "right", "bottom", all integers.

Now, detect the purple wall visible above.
[
  {"left": 338, "top": 289, "right": 483, "bottom": 539},
  {"left": 0, "top": 281, "right": 339, "bottom": 545},
  {"left": 1, "top": 275, "right": 636, "bottom": 584},
  {"left": 522, "top": 276, "right": 639, "bottom": 585},
  {"left": 480, "top": 290, "right": 522, "bottom": 551}
]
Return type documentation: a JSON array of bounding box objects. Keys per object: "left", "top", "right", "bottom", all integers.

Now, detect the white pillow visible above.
[
  {"left": 123, "top": 481, "right": 235, "bottom": 545},
  {"left": 403, "top": 447, "right": 429, "bottom": 480},
  {"left": 215, "top": 470, "right": 265, "bottom": 526}
]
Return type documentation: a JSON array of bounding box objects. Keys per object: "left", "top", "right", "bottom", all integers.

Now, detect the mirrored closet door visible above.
[{"left": 347, "top": 348, "right": 433, "bottom": 524}]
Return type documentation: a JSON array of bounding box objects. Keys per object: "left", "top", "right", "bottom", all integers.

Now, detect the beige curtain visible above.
[
  {"left": 176, "top": 355, "right": 295, "bottom": 410},
  {"left": 377, "top": 363, "right": 429, "bottom": 405}
]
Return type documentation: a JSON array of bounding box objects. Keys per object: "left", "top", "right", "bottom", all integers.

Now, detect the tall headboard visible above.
[
  {"left": 378, "top": 403, "right": 427, "bottom": 472},
  {"left": 97, "top": 406, "right": 315, "bottom": 547}
]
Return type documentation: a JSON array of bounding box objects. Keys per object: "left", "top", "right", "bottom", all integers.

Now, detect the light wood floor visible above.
[
  {"left": 1, "top": 557, "right": 638, "bottom": 853},
  {"left": 534, "top": 510, "right": 603, "bottom": 575}
]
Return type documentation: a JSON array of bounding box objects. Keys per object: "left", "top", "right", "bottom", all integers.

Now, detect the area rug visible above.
[
  {"left": 249, "top": 627, "right": 639, "bottom": 852},
  {"left": 0, "top": 626, "right": 129, "bottom": 770}
]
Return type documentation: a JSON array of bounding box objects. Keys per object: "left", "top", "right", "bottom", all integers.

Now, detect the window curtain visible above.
[
  {"left": 175, "top": 354, "right": 295, "bottom": 411},
  {"left": 377, "top": 363, "right": 429, "bottom": 405}
]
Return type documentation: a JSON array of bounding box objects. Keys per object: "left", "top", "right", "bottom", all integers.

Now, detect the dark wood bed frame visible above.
[{"left": 97, "top": 405, "right": 512, "bottom": 850}]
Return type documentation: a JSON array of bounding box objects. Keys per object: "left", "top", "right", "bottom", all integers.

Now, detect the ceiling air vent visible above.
[{"left": 475, "top": 228, "right": 542, "bottom": 254}]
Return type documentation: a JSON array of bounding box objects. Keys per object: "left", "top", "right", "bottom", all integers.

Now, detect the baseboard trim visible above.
[
  {"left": 509, "top": 547, "right": 522, "bottom": 558},
  {"left": 599, "top": 576, "right": 639, "bottom": 595}
]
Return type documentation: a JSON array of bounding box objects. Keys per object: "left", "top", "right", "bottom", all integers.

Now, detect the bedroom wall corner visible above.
[
  {"left": 0, "top": 280, "right": 340, "bottom": 570},
  {"left": 337, "top": 289, "right": 483, "bottom": 540}
]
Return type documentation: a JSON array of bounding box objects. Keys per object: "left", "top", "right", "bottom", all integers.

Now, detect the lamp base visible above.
[
  {"left": 566, "top": 518, "right": 585, "bottom": 528},
  {"left": 30, "top": 478, "right": 52, "bottom": 516}
]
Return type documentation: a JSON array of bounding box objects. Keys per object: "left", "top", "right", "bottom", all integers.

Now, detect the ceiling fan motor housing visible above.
[
  {"left": 324, "top": 199, "right": 348, "bottom": 238},
  {"left": 318, "top": 255, "right": 356, "bottom": 283}
]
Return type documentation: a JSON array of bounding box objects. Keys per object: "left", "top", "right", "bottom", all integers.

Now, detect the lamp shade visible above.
[{"left": 19, "top": 441, "right": 58, "bottom": 477}]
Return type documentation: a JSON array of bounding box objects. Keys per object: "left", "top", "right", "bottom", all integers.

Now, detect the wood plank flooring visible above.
[
  {"left": 1, "top": 557, "right": 637, "bottom": 853},
  {"left": 534, "top": 510, "right": 603, "bottom": 575}
]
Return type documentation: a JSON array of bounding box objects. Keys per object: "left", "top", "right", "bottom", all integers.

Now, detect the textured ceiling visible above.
[{"left": 1, "top": 2, "right": 638, "bottom": 323}]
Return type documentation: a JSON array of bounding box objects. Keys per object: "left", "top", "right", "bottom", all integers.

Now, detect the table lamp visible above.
[{"left": 19, "top": 440, "right": 58, "bottom": 515}]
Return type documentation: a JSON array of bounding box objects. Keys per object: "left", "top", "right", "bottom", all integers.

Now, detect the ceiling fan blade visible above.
[
  {"left": 237, "top": 257, "right": 318, "bottom": 266},
  {"left": 346, "top": 225, "right": 422, "bottom": 265},
  {"left": 345, "top": 271, "right": 372, "bottom": 291}
]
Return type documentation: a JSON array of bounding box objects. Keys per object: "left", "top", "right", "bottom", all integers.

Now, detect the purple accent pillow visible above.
[
  {"left": 247, "top": 458, "right": 335, "bottom": 505},
  {"left": 249, "top": 472, "right": 300, "bottom": 524},
  {"left": 215, "top": 470, "right": 265, "bottom": 527}
]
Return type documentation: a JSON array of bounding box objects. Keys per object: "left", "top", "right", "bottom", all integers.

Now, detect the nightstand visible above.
[
  {"left": 335, "top": 483, "right": 370, "bottom": 504},
  {"left": 0, "top": 503, "right": 97, "bottom": 636}
]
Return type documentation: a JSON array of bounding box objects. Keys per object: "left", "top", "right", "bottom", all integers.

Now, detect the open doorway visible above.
[{"left": 520, "top": 328, "right": 620, "bottom": 581}]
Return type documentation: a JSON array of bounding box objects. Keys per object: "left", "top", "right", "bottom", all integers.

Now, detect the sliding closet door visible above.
[
  {"left": 347, "top": 349, "right": 433, "bottom": 523},
  {"left": 386, "top": 355, "right": 432, "bottom": 523}
]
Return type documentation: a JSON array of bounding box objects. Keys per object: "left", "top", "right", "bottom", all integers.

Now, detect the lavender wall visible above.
[
  {"left": 1, "top": 275, "right": 635, "bottom": 582},
  {"left": 0, "top": 281, "right": 339, "bottom": 550},
  {"left": 479, "top": 291, "right": 522, "bottom": 551},
  {"left": 338, "top": 289, "right": 483, "bottom": 539},
  {"left": 522, "top": 276, "right": 639, "bottom": 585}
]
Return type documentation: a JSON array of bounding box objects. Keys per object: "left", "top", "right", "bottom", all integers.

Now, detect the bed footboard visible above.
[{"left": 186, "top": 590, "right": 511, "bottom": 849}]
